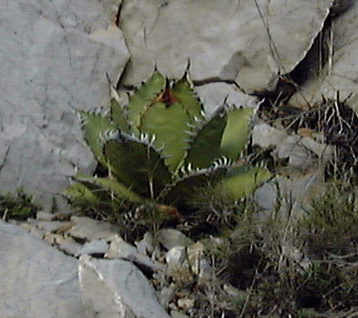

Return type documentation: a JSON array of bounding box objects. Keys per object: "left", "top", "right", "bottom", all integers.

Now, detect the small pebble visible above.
[{"left": 177, "top": 297, "right": 195, "bottom": 311}]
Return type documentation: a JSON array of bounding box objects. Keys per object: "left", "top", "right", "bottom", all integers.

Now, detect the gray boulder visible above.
[
  {"left": 79, "top": 255, "right": 171, "bottom": 318},
  {"left": 289, "top": 1, "right": 358, "bottom": 110},
  {"left": 120, "top": 0, "right": 332, "bottom": 93},
  {"left": 0, "top": 220, "right": 87, "bottom": 318},
  {"left": 0, "top": 0, "right": 129, "bottom": 210}
]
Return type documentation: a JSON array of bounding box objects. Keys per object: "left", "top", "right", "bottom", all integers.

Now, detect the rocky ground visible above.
[{"left": 2, "top": 0, "right": 358, "bottom": 317}]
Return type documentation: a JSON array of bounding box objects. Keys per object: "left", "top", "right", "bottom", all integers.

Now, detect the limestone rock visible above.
[
  {"left": 289, "top": 1, "right": 358, "bottom": 110},
  {"left": 106, "top": 234, "right": 166, "bottom": 272},
  {"left": 252, "top": 121, "right": 333, "bottom": 170},
  {"left": 195, "top": 83, "right": 258, "bottom": 114},
  {"left": 69, "top": 216, "right": 120, "bottom": 241},
  {"left": 156, "top": 229, "right": 193, "bottom": 251},
  {"left": 76, "top": 239, "right": 109, "bottom": 257},
  {"left": 255, "top": 172, "right": 325, "bottom": 213},
  {"left": 120, "top": 0, "right": 332, "bottom": 94},
  {"left": 0, "top": 220, "right": 88, "bottom": 318},
  {"left": 0, "top": 0, "right": 129, "bottom": 210},
  {"left": 79, "top": 255, "right": 171, "bottom": 318}
]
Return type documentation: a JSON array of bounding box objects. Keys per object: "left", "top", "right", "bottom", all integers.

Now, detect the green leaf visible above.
[
  {"left": 64, "top": 182, "right": 101, "bottom": 208},
  {"left": 162, "top": 164, "right": 227, "bottom": 208},
  {"left": 184, "top": 106, "right": 227, "bottom": 169},
  {"left": 140, "top": 101, "right": 192, "bottom": 172},
  {"left": 127, "top": 71, "right": 166, "bottom": 131},
  {"left": 79, "top": 111, "right": 116, "bottom": 167},
  {"left": 171, "top": 73, "right": 204, "bottom": 122},
  {"left": 104, "top": 133, "right": 172, "bottom": 198},
  {"left": 220, "top": 107, "right": 253, "bottom": 160},
  {"left": 110, "top": 99, "right": 130, "bottom": 133},
  {"left": 215, "top": 164, "right": 271, "bottom": 202},
  {"left": 74, "top": 174, "right": 143, "bottom": 204}
]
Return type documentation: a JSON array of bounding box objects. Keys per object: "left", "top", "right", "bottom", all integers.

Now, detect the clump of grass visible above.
[
  {"left": 300, "top": 180, "right": 358, "bottom": 258},
  {"left": 0, "top": 188, "right": 40, "bottom": 221},
  {"left": 199, "top": 179, "right": 358, "bottom": 317}
]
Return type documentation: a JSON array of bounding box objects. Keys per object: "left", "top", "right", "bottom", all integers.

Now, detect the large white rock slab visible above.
[
  {"left": 79, "top": 255, "right": 171, "bottom": 318},
  {"left": 289, "top": 2, "right": 358, "bottom": 110},
  {"left": 0, "top": 220, "right": 88, "bottom": 318},
  {"left": 0, "top": 0, "right": 129, "bottom": 210},
  {"left": 195, "top": 83, "right": 258, "bottom": 114},
  {"left": 120, "top": 0, "right": 332, "bottom": 93}
]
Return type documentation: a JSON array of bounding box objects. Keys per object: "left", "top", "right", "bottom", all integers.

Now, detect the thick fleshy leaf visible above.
[
  {"left": 140, "top": 101, "right": 192, "bottom": 171},
  {"left": 66, "top": 176, "right": 125, "bottom": 212},
  {"left": 104, "top": 133, "right": 172, "bottom": 198},
  {"left": 215, "top": 164, "right": 271, "bottom": 202},
  {"left": 162, "top": 164, "right": 227, "bottom": 208},
  {"left": 220, "top": 107, "right": 254, "bottom": 160},
  {"left": 74, "top": 174, "right": 143, "bottom": 204},
  {"left": 184, "top": 107, "right": 227, "bottom": 168},
  {"left": 110, "top": 99, "right": 130, "bottom": 133},
  {"left": 79, "top": 111, "right": 116, "bottom": 167},
  {"left": 64, "top": 182, "right": 100, "bottom": 208},
  {"left": 127, "top": 71, "right": 166, "bottom": 131},
  {"left": 171, "top": 73, "right": 204, "bottom": 122}
]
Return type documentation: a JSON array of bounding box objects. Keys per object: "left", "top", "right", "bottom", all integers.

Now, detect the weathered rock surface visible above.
[
  {"left": 68, "top": 216, "right": 120, "bottom": 241},
  {"left": 76, "top": 239, "right": 109, "bottom": 257},
  {"left": 0, "top": 220, "right": 87, "bottom": 318},
  {"left": 195, "top": 83, "right": 258, "bottom": 114},
  {"left": 0, "top": 0, "right": 129, "bottom": 210},
  {"left": 289, "top": 1, "right": 358, "bottom": 110},
  {"left": 120, "top": 0, "right": 332, "bottom": 94},
  {"left": 79, "top": 255, "right": 171, "bottom": 318},
  {"left": 252, "top": 121, "right": 333, "bottom": 170},
  {"left": 255, "top": 171, "right": 325, "bottom": 213}
]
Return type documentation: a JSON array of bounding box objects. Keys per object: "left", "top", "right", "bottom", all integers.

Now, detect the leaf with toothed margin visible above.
[
  {"left": 110, "top": 99, "right": 130, "bottom": 133},
  {"left": 139, "top": 100, "right": 192, "bottom": 172},
  {"left": 184, "top": 105, "right": 228, "bottom": 169},
  {"left": 215, "top": 164, "right": 271, "bottom": 203},
  {"left": 138, "top": 73, "right": 205, "bottom": 171},
  {"left": 127, "top": 71, "right": 166, "bottom": 132},
  {"left": 78, "top": 111, "right": 116, "bottom": 167},
  {"left": 161, "top": 164, "right": 227, "bottom": 208},
  {"left": 64, "top": 182, "right": 101, "bottom": 209},
  {"left": 104, "top": 133, "right": 172, "bottom": 198},
  {"left": 220, "top": 107, "right": 254, "bottom": 160},
  {"left": 73, "top": 174, "right": 143, "bottom": 204},
  {"left": 171, "top": 73, "right": 205, "bottom": 122}
]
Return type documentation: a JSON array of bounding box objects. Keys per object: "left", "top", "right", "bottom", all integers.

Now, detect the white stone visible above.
[
  {"left": 106, "top": 234, "right": 137, "bottom": 258},
  {"left": 69, "top": 216, "right": 120, "bottom": 241},
  {"left": 252, "top": 121, "right": 333, "bottom": 170},
  {"left": 0, "top": 0, "right": 129, "bottom": 211},
  {"left": 57, "top": 236, "right": 83, "bottom": 256},
  {"left": 195, "top": 83, "right": 258, "bottom": 114},
  {"left": 255, "top": 172, "right": 325, "bottom": 213},
  {"left": 166, "top": 246, "right": 187, "bottom": 266},
  {"left": 79, "top": 255, "right": 171, "bottom": 318},
  {"left": 170, "top": 311, "right": 190, "bottom": 318},
  {"left": 106, "top": 234, "right": 166, "bottom": 272},
  {"left": 136, "top": 231, "right": 154, "bottom": 256},
  {"left": 177, "top": 298, "right": 195, "bottom": 311},
  {"left": 120, "top": 0, "right": 332, "bottom": 93},
  {"left": 156, "top": 229, "right": 193, "bottom": 251},
  {"left": 76, "top": 239, "right": 109, "bottom": 256},
  {"left": 29, "top": 219, "right": 72, "bottom": 233},
  {"left": 36, "top": 211, "right": 55, "bottom": 221},
  {"left": 0, "top": 220, "right": 88, "bottom": 318}
]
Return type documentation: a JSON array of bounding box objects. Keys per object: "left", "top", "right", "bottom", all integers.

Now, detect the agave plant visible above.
[{"left": 65, "top": 71, "right": 270, "bottom": 216}]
